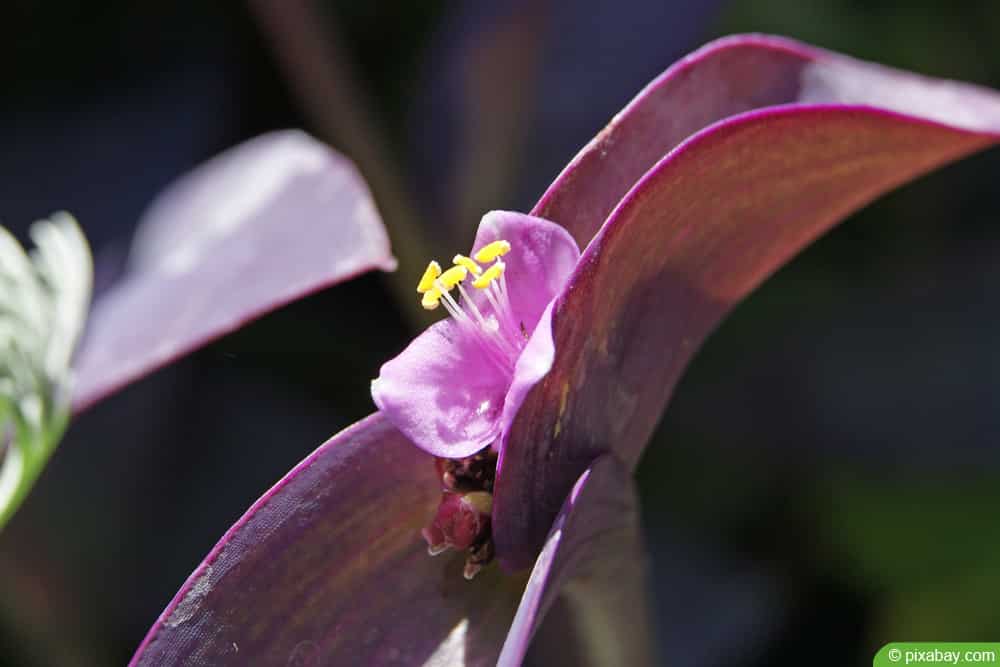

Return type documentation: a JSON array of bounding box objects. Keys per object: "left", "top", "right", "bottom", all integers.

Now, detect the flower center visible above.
[
  {"left": 414, "top": 241, "right": 523, "bottom": 579},
  {"left": 415, "top": 240, "right": 525, "bottom": 374}
]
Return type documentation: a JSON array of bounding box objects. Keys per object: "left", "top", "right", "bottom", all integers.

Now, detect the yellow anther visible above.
[
  {"left": 438, "top": 265, "right": 468, "bottom": 289},
  {"left": 417, "top": 261, "right": 442, "bottom": 293},
  {"left": 421, "top": 287, "right": 442, "bottom": 310},
  {"left": 452, "top": 254, "right": 482, "bottom": 275},
  {"left": 472, "top": 261, "right": 505, "bottom": 289},
  {"left": 473, "top": 240, "right": 511, "bottom": 264}
]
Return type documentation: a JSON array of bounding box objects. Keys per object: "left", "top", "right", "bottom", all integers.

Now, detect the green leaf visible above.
[{"left": 0, "top": 213, "right": 92, "bottom": 529}]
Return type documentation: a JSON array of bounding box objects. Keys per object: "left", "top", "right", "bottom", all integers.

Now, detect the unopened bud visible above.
[{"left": 421, "top": 491, "right": 492, "bottom": 555}]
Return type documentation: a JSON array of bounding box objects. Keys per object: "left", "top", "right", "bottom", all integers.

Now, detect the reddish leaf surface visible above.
[
  {"left": 71, "top": 130, "right": 396, "bottom": 413},
  {"left": 494, "top": 35, "right": 1000, "bottom": 569}
]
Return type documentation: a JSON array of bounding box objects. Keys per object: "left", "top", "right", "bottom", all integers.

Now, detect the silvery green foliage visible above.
[{"left": 0, "top": 213, "right": 92, "bottom": 528}]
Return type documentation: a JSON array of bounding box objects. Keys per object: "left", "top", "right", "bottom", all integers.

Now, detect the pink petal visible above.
[
  {"left": 471, "top": 211, "right": 580, "bottom": 335},
  {"left": 372, "top": 318, "right": 512, "bottom": 458}
]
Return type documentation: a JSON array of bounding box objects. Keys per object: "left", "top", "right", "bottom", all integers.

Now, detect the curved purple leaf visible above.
[
  {"left": 132, "top": 419, "right": 655, "bottom": 666},
  {"left": 131, "top": 413, "right": 525, "bottom": 666},
  {"left": 532, "top": 34, "right": 1000, "bottom": 247},
  {"left": 499, "top": 455, "right": 654, "bottom": 667},
  {"left": 71, "top": 130, "right": 396, "bottom": 413},
  {"left": 495, "top": 35, "right": 1000, "bottom": 569}
]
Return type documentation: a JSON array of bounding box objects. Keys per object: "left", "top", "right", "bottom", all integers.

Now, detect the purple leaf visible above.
[
  {"left": 131, "top": 414, "right": 524, "bottom": 666},
  {"left": 131, "top": 420, "right": 652, "bottom": 665},
  {"left": 499, "top": 455, "right": 654, "bottom": 667},
  {"left": 71, "top": 130, "right": 396, "bottom": 413},
  {"left": 532, "top": 34, "right": 1000, "bottom": 246},
  {"left": 494, "top": 35, "right": 1000, "bottom": 569}
]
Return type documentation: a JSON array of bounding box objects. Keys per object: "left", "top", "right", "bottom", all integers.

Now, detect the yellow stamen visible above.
[
  {"left": 473, "top": 240, "right": 510, "bottom": 264},
  {"left": 421, "top": 287, "right": 442, "bottom": 310},
  {"left": 417, "top": 261, "right": 442, "bottom": 293},
  {"left": 472, "top": 261, "right": 505, "bottom": 289},
  {"left": 452, "top": 254, "right": 482, "bottom": 275},
  {"left": 438, "top": 265, "right": 468, "bottom": 289}
]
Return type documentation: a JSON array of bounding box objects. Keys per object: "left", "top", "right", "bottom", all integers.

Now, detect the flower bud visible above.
[{"left": 421, "top": 491, "right": 492, "bottom": 555}]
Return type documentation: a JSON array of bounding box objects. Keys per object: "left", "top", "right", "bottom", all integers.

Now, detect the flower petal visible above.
[
  {"left": 372, "top": 211, "right": 578, "bottom": 458},
  {"left": 130, "top": 413, "right": 525, "bottom": 666},
  {"left": 372, "top": 319, "right": 512, "bottom": 458},
  {"left": 499, "top": 455, "right": 655, "bottom": 667},
  {"left": 495, "top": 35, "right": 1000, "bottom": 569},
  {"left": 71, "top": 130, "right": 396, "bottom": 414},
  {"left": 471, "top": 211, "right": 580, "bottom": 335}
]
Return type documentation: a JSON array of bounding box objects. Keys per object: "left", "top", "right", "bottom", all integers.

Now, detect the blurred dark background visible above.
[{"left": 1, "top": 1, "right": 999, "bottom": 665}]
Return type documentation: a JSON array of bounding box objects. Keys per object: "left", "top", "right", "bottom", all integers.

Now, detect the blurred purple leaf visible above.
[
  {"left": 71, "top": 130, "right": 396, "bottom": 413},
  {"left": 495, "top": 35, "right": 1000, "bottom": 568},
  {"left": 409, "top": 0, "right": 546, "bottom": 243},
  {"left": 251, "top": 0, "right": 436, "bottom": 326},
  {"left": 410, "top": 0, "right": 726, "bottom": 242}
]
